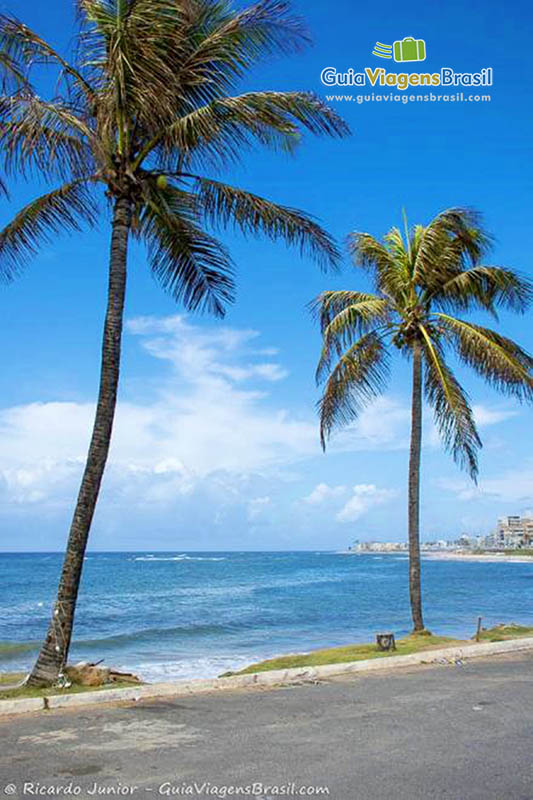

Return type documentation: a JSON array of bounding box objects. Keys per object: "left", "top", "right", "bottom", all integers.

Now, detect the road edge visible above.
[{"left": 2, "top": 636, "right": 533, "bottom": 716}]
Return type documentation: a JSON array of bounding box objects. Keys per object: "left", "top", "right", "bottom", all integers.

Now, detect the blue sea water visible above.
[{"left": 1, "top": 551, "right": 532, "bottom": 681}]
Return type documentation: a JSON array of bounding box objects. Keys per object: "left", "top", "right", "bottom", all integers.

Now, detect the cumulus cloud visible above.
[
  {"left": 1, "top": 315, "right": 443, "bottom": 520},
  {"left": 302, "top": 483, "right": 347, "bottom": 505},
  {"left": 10, "top": 316, "right": 515, "bottom": 525},
  {"left": 336, "top": 484, "right": 398, "bottom": 523},
  {"left": 0, "top": 316, "right": 316, "bottom": 512},
  {"left": 127, "top": 316, "right": 288, "bottom": 383}
]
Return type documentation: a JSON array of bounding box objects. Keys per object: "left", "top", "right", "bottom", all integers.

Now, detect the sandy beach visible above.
[{"left": 423, "top": 552, "right": 533, "bottom": 564}]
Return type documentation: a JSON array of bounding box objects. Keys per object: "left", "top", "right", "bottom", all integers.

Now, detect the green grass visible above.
[
  {"left": 476, "top": 624, "right": 533, "bottom": 642},
  {"left": 0, "top": 672, "right": 142, "bottom": 701},
  {"left": 226, "top": 623, "right": 533, "bottom": 676},
  {"left": 222, "top": 633, "right": 465, "bottom": 676},
  {"left": 0, "top": 672, "right": 25, "bottom": 686}
]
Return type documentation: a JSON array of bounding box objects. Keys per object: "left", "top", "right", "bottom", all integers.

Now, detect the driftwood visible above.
[
  {"left": 65, "top": 662, "right": 141, "bottom": 687},
  {"left": 376, "top": 633, "right": 396, "bottom": 651}
]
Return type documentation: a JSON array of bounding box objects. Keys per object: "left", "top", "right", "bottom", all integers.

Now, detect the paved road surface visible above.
[{"left": 1, "top": 651, "right": 532, "bottom": 800}]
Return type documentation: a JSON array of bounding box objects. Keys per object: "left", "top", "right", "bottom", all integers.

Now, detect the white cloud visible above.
[
  {"left": 427, "top": 402, "right": 517, "bottom": 448},
  {"left": 0, "top": 316, "right": 435, "bottom": 519},
  {"left": 247, "top": 496, "right": 271, "bottom": 520},
  {"left": 336, "top": 484, "right": 398, "bottom": 523},
  {"left": 438, "top": 467, "right": 533, "bottom": 505},
  {"left": 0, "top": 317, "right": 317, "bottom": 512},
  {"left": 472, "top": 404, "right": 518, "bottom": 427},
  {"left": 303, "top": 482, "right": 347, "bottom": 505},
  {"left": 330, "top": 397, "right": 410, "bottom": 452}
]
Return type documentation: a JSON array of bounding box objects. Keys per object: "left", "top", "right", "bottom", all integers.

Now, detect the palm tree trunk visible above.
[
  {"left": 408, "top": 342, "right": 425, "bottom": 632},
  {"left": 26, "top": 196, "right": 132, "bottom": 687}
]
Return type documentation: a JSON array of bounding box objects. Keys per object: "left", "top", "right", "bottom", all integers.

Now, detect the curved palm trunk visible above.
[
  {"left": 26, "top": 196, "right": 132, "bottom": 687},
  {"left": 408, "top": 343, "right": 425, "bottom": 632}
]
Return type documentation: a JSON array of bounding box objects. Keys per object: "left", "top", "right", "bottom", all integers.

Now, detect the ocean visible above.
[{"left": 1, "top": 551, "right": 532, "bottom": 682}]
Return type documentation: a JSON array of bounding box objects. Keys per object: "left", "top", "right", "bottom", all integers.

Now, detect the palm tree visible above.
[
  {"left": 313, "top": 209, "right": 533, "bottom": 632},
  {"left": 0, "top": 0, "right": 349, "bottom": 686}
]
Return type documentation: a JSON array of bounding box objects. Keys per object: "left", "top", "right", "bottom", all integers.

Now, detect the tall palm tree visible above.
[
  {"left": 313, "top": 209, "right": 533, "bottom": 632},
  {"left": 0, "top": 0, "right": 349, "bottom": 686}
]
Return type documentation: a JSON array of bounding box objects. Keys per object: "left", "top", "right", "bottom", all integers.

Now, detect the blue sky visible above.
[{"left": 0, "top": 0, "right": 532, "bottom": 551}]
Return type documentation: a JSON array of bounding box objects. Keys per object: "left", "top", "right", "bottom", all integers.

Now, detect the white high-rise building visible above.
[{"left": 494, "top": 515, "right": 533, "bottom": 549}]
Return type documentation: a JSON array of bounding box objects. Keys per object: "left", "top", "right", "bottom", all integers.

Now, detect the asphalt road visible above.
[{"left": 1, "top": 651, "right": 532, "bottom": 800}]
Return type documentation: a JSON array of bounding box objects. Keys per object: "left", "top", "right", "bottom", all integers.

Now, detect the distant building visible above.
[
  {"left": 348, "top": 517, "right": 533, "bottom": 554},
  {"left": 493, "top": 515, "right": 533, "bottom": 549},
  {"left": 456, "top": 534, "right": 474, "bottom": 549},
  {"left": 350, "top": 541, "right": 408, "bottom": 553}
]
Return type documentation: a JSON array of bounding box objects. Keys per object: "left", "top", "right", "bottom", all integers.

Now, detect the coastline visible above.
[
  {"left": 422, "top": 552, "right": 533, "bottom": 563},
  {"left": 344, "top": 550, "right": 533, "bottom": 563},
  {"left": 4, "top": 551, "right": 533, "bottom": 684},
  {"left": 3, "top": 634, "right": 533, "bottom": 717}
]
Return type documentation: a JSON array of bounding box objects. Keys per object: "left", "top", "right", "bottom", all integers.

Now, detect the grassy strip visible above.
[
  {"left": 3, "top": 624, "right": 533, "bottom": 695},
  {"left": 224, "top": 624, "right": 533, "bottom": 676},
  {"left": 222, "top": 634, "right": 462, "bottom": 676},
  {"left": 0, "top": 672, "right": 25, "bottom": 686},
  {"left": 0, "top": 672, "right": 142, "bottom": 700},
  {"left": 476, "top": 624, "right": 533, "bottom": 642}
]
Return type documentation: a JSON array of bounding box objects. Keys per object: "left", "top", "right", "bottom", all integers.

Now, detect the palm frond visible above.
[
  {"left": 78, "top": 0, "right": 189, "bottom": 145},
  {"left": 192, "top": 176, "right": 341, "bottom": 269},
  {"left": 383, "top": 226, "right": 412, "bottom": 279},
  {"left": 429, "top": 207, "right": 491, "bottom": 261},
  {"left": 348, "top": 231, "right": 409, "bottom": 305},
  {"left": 311, "top": 290, "right": 391, "bottom": 382},
  {"left": 0, "top": 50, "right": 27, "bottom": 90},
  {"left": 437, "top": 314, "right": 533, "bottom": 401},
  {"left": 414, "top": 207, "right": 492, "bottom": 290},
  {"left": 0, "top": 93, "right": 93, "bottom": 180},
  {"left": 318, "top": 331, "right": 390, "bottom": 449},
  {"left": 135, "top": 180, "right": 235, "bottom": 317},
  {"left": 431, "top": 265, "right": 532, "bottom": 315},
  {"left": 0, "top": 14, "right": 95, "bottom": 100},
  {"left": 310, "top": 290, "right": 390, "bottom": 332},
  {"left": 412, "top": 222, "right": 458, "bottom": 286},
  {"left": 136, "top": 90, "right": 348, "bottom": 172},
  {"left": 174, "top": 0, "right": 311, "bottom": 103},
  {"left": 77, "top": 0, "right": 317, "bottom": 140},
  {"left": 0, "top": 178, "right": 98, "bottom": 282},
  {"left": 419, "top": 325, "right": 481, "bottom": 480},
  {"left": 144, "top": 96, "right": 298, "bottom": 170}
]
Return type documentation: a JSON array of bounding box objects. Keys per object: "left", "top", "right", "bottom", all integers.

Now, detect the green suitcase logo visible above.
[{"left": 393, "top": 37, "right": 426, "bottom": 62}]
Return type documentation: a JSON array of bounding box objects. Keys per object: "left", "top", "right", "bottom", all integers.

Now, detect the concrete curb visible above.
[
  {"left": 0, "top": 696, "right": 44, "bottom": 715},
  {"left": 2, "top": 636, "right": 533, "bottom": 717}
]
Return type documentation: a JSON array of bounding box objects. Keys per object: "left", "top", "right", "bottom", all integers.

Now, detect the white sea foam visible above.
[
  {"left": 133, "top": 555, "right": 226, "bottom": 562},
  {"left": 127, "top": 654, "right": 262, "bottom": 682}
]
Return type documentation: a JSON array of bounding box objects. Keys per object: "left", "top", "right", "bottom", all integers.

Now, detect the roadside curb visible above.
[{"left": 2, "top": 636, "right": 533, "bottom": 717}]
